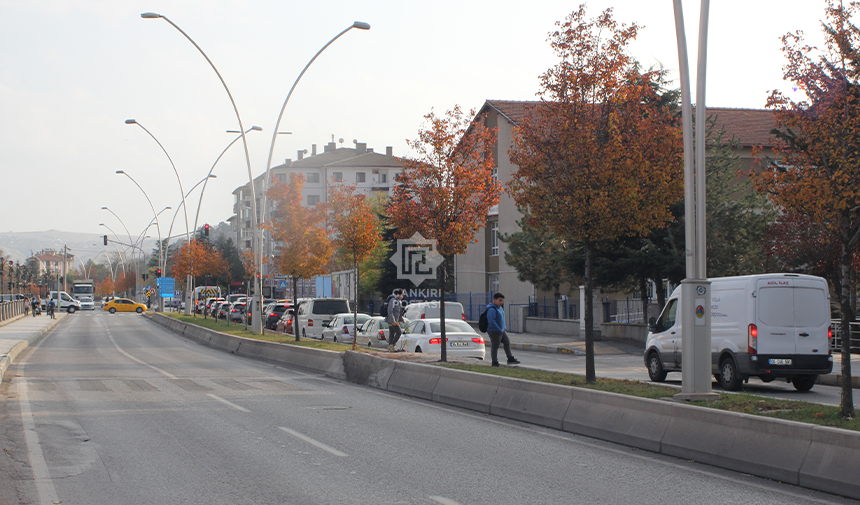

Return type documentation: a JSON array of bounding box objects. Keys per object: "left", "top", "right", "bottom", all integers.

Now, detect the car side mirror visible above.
[{"left": 648, "top": 317, "right": 657, "bottom": 332}]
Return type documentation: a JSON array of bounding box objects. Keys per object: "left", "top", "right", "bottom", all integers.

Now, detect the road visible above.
[
  {"left": 0, "top": 311, "right": 856, "bottom": 504},
  {"left": 510, "top": 344, "right": 853, "bottom": 408}
]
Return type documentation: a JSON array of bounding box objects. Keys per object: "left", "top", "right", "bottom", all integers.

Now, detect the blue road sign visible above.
[{"left": 157, "top": 277, "right": 176, "bottom": 298}]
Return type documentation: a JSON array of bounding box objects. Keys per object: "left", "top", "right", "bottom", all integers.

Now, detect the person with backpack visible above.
[
  {"left": 483, "top": 293, "right": 520, "bottom": 367},
  {"left": 385, "top": 289, "right": 405, "bottom": 351}
]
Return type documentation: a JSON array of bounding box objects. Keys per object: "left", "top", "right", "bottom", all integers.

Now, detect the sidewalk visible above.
[
  {"left": 0, "top": 311, "right": 66, "bottom": 383},
  {"left": 503, "top": 330, "right": 860, "bottom": 388}
]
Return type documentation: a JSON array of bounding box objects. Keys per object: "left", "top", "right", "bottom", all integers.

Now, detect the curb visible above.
[
  {"left": 487, "top": 341, "right": 586, "bottom": 356},
  {"left": 0, "top": 315, "right": 64, "bottom": 384},
  {"left": 147, "top": 314, "right": 860, "bottom": 501}
]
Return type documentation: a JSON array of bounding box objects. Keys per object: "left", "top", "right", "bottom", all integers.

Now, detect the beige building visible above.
[{"left": 456, "top": 100, "right": 776, "bottom": 317}]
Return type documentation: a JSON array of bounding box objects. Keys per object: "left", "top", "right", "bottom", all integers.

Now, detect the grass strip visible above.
[{"left": 442, "top": 363, "right": 859, "bottom": 431}]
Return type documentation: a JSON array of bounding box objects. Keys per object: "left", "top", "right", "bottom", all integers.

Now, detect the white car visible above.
[
  {"left": 402, "top": 301, "right": 466, "bottom": 321},
  {"left": 356, "top": 316, "right": 394, "bottom": 348},
  {"left": 396, "top": 318, "right": 485, "bottom": 359},
  {"left": 321, "top": 313, "right": 372, "bottom": 343},
  {"left": 79, "top": 297, "right": 95, "bottom": 311}
]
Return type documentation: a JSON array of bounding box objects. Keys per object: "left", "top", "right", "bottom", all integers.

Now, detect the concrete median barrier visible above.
[
  {"left": 386, "top": 361, "right": 441, "bottom": 400},
  {"left": 661, "top": 403, "right": 813, "bottom": 485},
  {"left": 433, "top": 367, "right": 500, "bottom": 413},
  {"left": 490, "top": 378, "right": 574, "bottom": 430},
  {"left": 799, "top": 425, "right": 860, "bottom": 499},
  {"left": 563, "top": 389, "right": 672, "bottom": 453},
  {"left": 343, "top": 351, "right": 397, "bottom": 389}
]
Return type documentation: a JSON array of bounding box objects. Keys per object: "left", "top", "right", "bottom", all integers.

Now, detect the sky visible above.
[{"left": 0, "top": 0, "right": 828, "bottom": 241}]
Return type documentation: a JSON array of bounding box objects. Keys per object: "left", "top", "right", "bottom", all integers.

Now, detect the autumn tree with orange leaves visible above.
[
  {"left": 328, "top": 183, "right": 380, "bottom": 349},
  {"left": 171, "top": 240, "right": 228, "bottom": 292},
  {"left": 388, "top": 105, "right": 500, "bottom": 362},
  {"left": 266, "top": 173, "right": 333, "bottom": 340},
  {"left": 751, "top": 0, "right": 860, "bottom": 418},
  {"left": 508, "top": 5, "right": 683, "bottom": 383}
]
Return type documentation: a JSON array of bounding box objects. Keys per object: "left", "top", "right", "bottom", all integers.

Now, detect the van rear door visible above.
[{"left": 756, "top": 278, "right": 829, "bottom": 355}]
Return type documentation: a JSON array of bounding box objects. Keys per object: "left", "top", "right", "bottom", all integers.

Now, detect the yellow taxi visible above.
[{"left": 103, "top": 298, "right": 147, "bottom": 314}]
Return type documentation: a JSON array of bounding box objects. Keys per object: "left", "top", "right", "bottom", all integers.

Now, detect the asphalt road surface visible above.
[{"left": 0, "top": 311, "right": 856, "bottom": 504}]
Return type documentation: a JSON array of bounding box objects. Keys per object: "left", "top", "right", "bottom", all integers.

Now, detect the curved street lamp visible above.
[
  {"left": 125, "top": 118, "right": 191, "bottom": 263},
  {"left": 260, "top": 21, "right": 371, "bottom": 331},
  {"left": 141, "top": 11, "right": 261, "bottom": 329},
  {"left": 99, "top": 223, "right": 128, "bottom": 274},
  {"left": 115, "top": 170, "right": 168, "bottom": 279}
]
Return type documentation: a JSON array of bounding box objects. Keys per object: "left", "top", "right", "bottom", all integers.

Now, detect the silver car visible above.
[
  {"left": 356, "top": 316, "right": 393, "bottom": 348},
  {"left": 79, "top": 297, "right": 95, "bottom": 311},
  {"left": 321, "top": 313, "right": 372, "bottom": 343}
]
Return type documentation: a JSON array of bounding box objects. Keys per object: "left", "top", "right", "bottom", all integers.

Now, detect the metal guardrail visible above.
[
  {"left": 0, "top": 300, "right": 26, "bottom": 323},
  {"left": 831, "top": 320, "right": 860, "bottom": 354}
]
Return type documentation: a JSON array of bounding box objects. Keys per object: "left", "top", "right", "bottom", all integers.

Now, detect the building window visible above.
[
  {"left": 356, "top": 172, "right": 366, "bottom": 183},
  {"left": 333, "top": 172, "right": 343, "bottom": 182},
  {"left": 380, "top": 173, "right": 387, "bottom": 183},
  {"left": 490, "top": 222, "right": 499, "bottom": 256},
  {"left": 489, "top": 273, "right": 499, "bottom": 296},
  {"left": 276, "top": 174, "right": 286, "bottom": 183},
  {"left": 307, "top": 172, "right": 320, "bottom": 183},
  {"left": 307, "top": 194, "right": 320, "bottom": 206}
]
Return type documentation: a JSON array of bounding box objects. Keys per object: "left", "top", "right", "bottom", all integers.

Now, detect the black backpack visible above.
[{"left": 478, "top": 306, "right": 494, "bottom": 333}]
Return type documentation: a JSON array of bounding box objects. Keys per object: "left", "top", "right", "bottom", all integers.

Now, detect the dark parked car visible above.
[{"left": 264, "top": 302, "right": 293, "bottom": 330}]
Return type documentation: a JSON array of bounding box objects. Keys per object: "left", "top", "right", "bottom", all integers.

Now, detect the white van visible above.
[
  {"left": 46, "top": 291, "right": 82, "bottom": 314},
  {"left": 402, "top": 301, "right": 465, "bottom": 321},
  {"left": 644, "top": 274, "right": 833, "bottom": 392},
  {"left": 296, "top": 298, "right": 350, "bottom": 339}
]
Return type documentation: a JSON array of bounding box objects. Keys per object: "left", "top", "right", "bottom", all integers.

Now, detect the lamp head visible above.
[
  {"left": 353, "top": 21, "right": 371, "bottom": 30},
  {"left": 125, "top": 119, "right": 137, "bottom": 125},
  {"left": 116, "top": 170, "right": 124, "bottom": 174},
  {"left": 101, "top": 206, "right": 108, "bottom": 210},
  {"left": 208, "top": 175, "right": 217, "bottom": 179},
  {"left": 141, "top": 12, "right": 162, "bottom": 19},
  {"left": 250, "top": 125, "right": 262, "bottom": 131},
  {"left": 99, "top": 223, "right": 105, "bottom": 226}
]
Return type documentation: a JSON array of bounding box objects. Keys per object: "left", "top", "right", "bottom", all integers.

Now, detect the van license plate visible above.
[{"left": 768, "top": 359, "right": 792, "bottom": 365}]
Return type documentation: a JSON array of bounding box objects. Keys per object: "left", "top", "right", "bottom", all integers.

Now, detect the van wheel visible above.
[
  {"left": 792, "top": 375, "right": 816, "bottom": 392},
  {"left": 647, "top": 352, "right": 667, "bottom": 382},
  {"left": 719, "top": 358, "right": 743, "bottom": 391},
  {"left": 414, "top": 346, "right": 422, "bottom": 353},
  {"left": 302, "top": 329, "right": 307, "bottom": 339},
  {"left": 67, "top": 306, "right": 76, "bottom": 314}
]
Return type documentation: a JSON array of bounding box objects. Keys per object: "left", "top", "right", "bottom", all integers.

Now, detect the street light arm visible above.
[
  {"left": 128, "top": 120, "right": 190, "bottom": 246},
  {"left": 102, "top": 207, "right": 133, "bottom": 247}
]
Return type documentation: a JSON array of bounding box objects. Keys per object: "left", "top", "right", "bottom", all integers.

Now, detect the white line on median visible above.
[
  {"left": 105, "top": 329, "right": 177, "bottom": 379},
  {"left": 429, "top": 496, "right": 462, "bottom": 505},
  {"left": 278, "top": 426, "right": 348, "bottom": 457},
  {"left": 207, "top": 394, "right": 251, "bottom": 412}
]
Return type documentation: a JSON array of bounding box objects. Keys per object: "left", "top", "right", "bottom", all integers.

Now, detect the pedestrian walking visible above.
[
  {"left": 385, "top": 289, "right": 405, "bottom": 351},
  {"left": 485, "top": 293, "right": 520, "bottom": 367},
  {"left": 368, "top": 299, "right": 375, "bottom": 315},
  {"left": 32, "top": 296, "right": 40, "bottom": 316},
  {"left": 48, "top": 298, "right": 56, "bottom": 319},
  {"left": 23, "top": 297, "right": 30, "bottom": 316}
]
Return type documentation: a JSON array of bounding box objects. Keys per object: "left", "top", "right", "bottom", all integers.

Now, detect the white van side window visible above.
[
  {"left": 759, "top": 287, "right": 793, "bottom": 326},
  {"left": 655, "top": 299, "right": 678, "bottom": 332},
  {"left": 793, "top": 288, "right": 828, "bottom": 327}
]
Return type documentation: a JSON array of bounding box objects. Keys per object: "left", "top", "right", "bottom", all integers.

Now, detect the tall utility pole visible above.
[{"left": 672, "top": 0, "right": 718, "bottom": 401}]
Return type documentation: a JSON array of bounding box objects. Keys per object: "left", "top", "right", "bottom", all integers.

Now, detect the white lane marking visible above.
[
  {"left": 18, "top": 379, "right": 61, "bottom": 504},
  {"left": 366, "top": 389, "right": 840, "bottom": 505},
  {"left": 105, "top": 330, "right": 176, "bottom": 379},
  {"left": 278, "top": 426, "right": 348, "bottom": 457},
  {"left": 429, "top": 496, "right": 461, "bottom": 505},
  {"left": 207, "top": 394, "right": 251, "bottom": 413}
]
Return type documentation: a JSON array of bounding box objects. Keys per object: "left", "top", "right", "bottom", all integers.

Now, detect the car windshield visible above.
[
  {"left": 429, "top": 321, "right": 476, "bottom": 334},
  {"left": 313, "top": 300, "right": 349, "bottom": 314}
]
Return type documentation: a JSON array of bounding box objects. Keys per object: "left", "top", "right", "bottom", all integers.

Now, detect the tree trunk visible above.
[
  {"left": 293, "top": 276, "right": 300, "bottom": 342},
  {"left": 440, "top": 257, "right": 447, "bottom": 363},
  {"left": 584, "top": 241, "right": 596, "bottom": 383},
  {"left": 840, "top": 218, "right": 855, "bottom": 418}
]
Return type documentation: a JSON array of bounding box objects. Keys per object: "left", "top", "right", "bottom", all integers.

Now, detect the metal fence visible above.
[
  {"left": 831, "top": 320, "right": 860, "bottom": 354},
  {"left": 528, "top": 296, "right": 578, "bottom": 320},
  {"left": 611, "top": 298, "right": 647, "bottom": 323},
  {"left": 0, "top": 300, "right": 25, "bottom": 323}
]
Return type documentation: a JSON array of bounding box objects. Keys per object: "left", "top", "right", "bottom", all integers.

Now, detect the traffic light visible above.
[
  {"left": 204, "top": 224, "right": 210, "bottom": 237},
  {"left": 142, "top": 273, "right": 148, "bottom": 281},
  {"left": 156, "top": 269, "right": 162, "bottom": 278},
  {"left": 103, "top": 235, "right": 108, "bottom": 246}
]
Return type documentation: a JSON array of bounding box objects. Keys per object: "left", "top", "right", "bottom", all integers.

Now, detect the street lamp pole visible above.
[
  {"left": 672, "top": 0, "right": 716, "bottom": 401},
  {"left": 259, "top": 21, "right": 371, "bottom": 331},
  {"left": 99, "top": 223, "right": 129, "bottom": 274},
  {"left": 115, "top": 170, "right": 168, "bottom": 290},
  {"left": 142, "top": 12, "right": 261, "bottom": 328}
]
